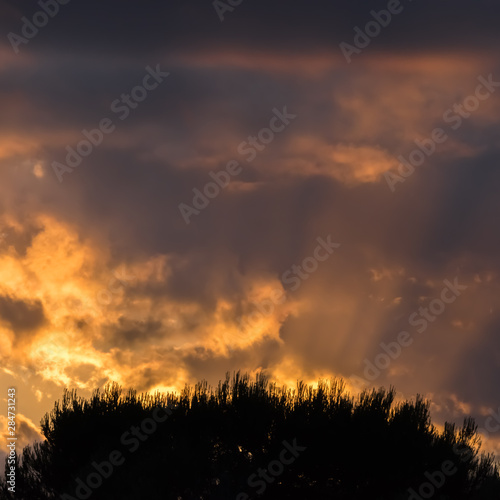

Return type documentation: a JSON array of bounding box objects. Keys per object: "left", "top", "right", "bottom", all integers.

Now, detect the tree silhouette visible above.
[{"left": 1, "top": 373, "right": 499, "bottom": 499}]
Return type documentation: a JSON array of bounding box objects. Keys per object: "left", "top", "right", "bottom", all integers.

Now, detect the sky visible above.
[{"left": 1, "top": 0, "right": 500, "bottom": 466}]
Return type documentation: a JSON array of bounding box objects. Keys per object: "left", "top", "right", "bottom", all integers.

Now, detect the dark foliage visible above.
[{"left": 1, "top": 373, "right": 499, "bottom": 499}]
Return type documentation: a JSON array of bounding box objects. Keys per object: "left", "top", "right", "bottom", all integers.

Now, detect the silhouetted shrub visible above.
[{"left": 1, "top": 373, "right": 498, "bottom": 499}]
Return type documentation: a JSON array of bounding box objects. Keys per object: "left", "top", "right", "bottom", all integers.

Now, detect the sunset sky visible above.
[{"left": 1, "top": 0, "right": 500, "bottom": 466}]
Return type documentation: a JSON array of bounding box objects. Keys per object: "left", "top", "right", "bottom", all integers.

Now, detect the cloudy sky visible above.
[{"left": 1, "top": 0, "right": 500, "bottom": 464}]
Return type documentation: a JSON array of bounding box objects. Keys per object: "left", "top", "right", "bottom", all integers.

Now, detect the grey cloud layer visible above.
[{"left": 2, "top": 0, "right": 500, "bottom": 55}]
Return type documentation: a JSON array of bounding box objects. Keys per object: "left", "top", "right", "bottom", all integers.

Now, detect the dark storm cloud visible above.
[
  {"left": 416, "top": 154, "right": 500, "bottom": 261},
  {"left": 0, "top": 58, "right": 173, "bottom": 133},
  {"left": 448, "top": 311, "right": 500, "bottom": 407},
  {"left": 96, "top": 317, "right": 165, "bottom": 351},
  {"left": 0, "top": 295, "right": 47, "bottom": 333},
  {"left": 1, "top": 0, "right": 500, "bottom": 56},
  {"left": 0, "top": 54, "right": 309, "bottom": 144}
]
